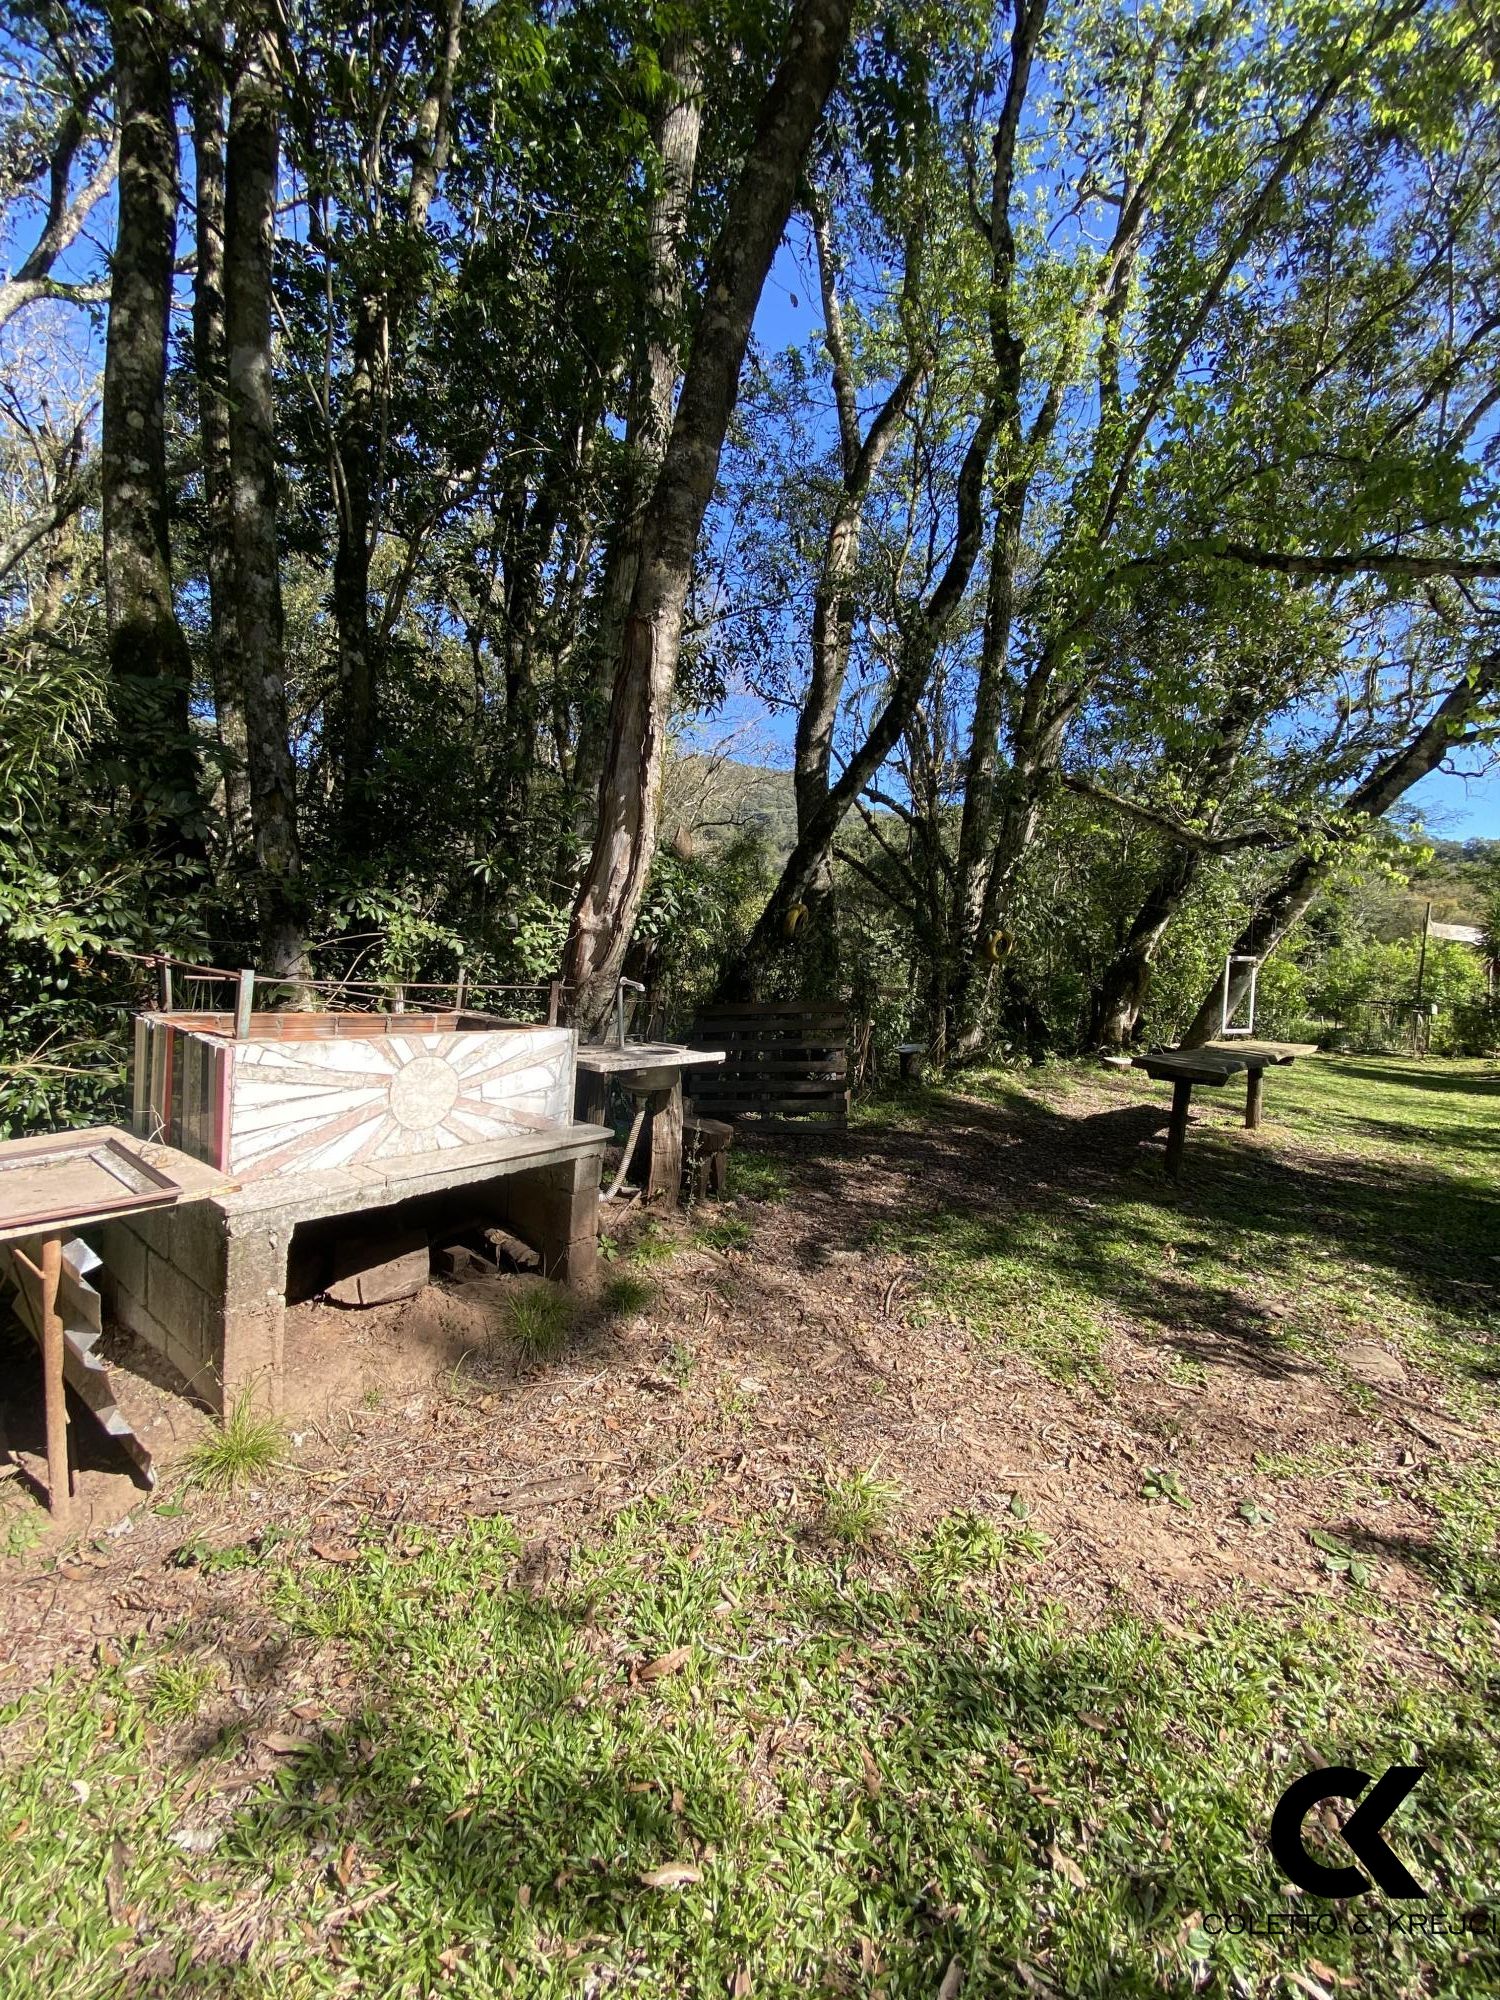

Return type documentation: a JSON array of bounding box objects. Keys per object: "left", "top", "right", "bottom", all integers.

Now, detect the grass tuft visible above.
[
  {"left": 184, "top": 1395, "right": 284, "bottom": 1492},
  {"left": 504, "top": 1282, "right": 573, "bottom": 1363},
  {"left": 600, "top": 1271, "right": 655, "bottom": 1317},
  {"left": 695, "top": 1214, "right": 752, "bottom": 1253},
  {"left": 145, "top": 1655, "right": 218, "bottom": 1724},
  {"left": 628, "top": 1222, "right": 681, "bottom": 1268},
  {"left": 916, "top": 1507, "right": 1046, "bottom": 1582},
  {"left": 819, "top": 1465, "right": 902, "bottom": 1547},
  {"left": 729, "top": 1151, "right": 791, "bottom": 1202}
]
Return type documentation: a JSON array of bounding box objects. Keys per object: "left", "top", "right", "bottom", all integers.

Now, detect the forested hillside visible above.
[{"left": 3, "top": 0, "right": 1499, "bottom": 1134}]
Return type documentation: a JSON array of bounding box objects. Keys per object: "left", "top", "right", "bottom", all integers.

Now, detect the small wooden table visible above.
[
  {"left": 0, "top": 1128, "right": 233, "bottom": 1518},
  {"left": 1130, "top": 1045, "right": 1299, "bottom": 1177},
  {"left": 574, "top": 1044, "right": 725, "bottom": 1206}
]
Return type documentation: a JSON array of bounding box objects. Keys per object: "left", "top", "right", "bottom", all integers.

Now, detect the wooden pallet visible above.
[{"left": 689, "top": 1004, "right": 849, "bottom": 1132}]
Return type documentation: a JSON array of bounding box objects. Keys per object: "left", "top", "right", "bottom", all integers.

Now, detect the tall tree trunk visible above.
[
  {"left": 497, "top": 479, "right": 561, "bottom": 830},
  {"left": 1180, "top": 655, "right": 1500, "bottom": 1045},
  {"left": 225, "top": 0, "right": 305, "bottom": 976},
  {"left": 332, "top": 301, "right": 378, "bottom": 809},
  {"left": 573, "top": 36, "right": 704, "bottom": 824},
  {"left": 723, "top": 392, "right": 997, "bottom": 999},
  {"left": 564, "top": 0, "right": 855, "bottom": 1033},
  {"left": 734, "top": 0, "right": 1047, "bottom": 1019},
  {"left": 25, "top": 417, "right": 89, "bottom": 644},
  {"left": 407, "top": 0, "right": 464, "bottom": 234},
  {"left": 190, "top": 29, "right": 251, "bottom": 849},
  {"left": 332, "top": 0, "right": 466, "bottom": 820},
  {"left": 788, "top": 198, "right": 924, "bottom": 945},
  {"left": 1087, "top": 688, "right": 1261, "bottom": 1049},
  {"left": 101, "top": 1, "right": 202, "bottom": 857},
  {"left": 942, "top": 647, "right": 1076, "bottom": 1054},
  {"left": 1090, "top": 846, "right": 1202, "bottom": 1048},
  {"left": 716, "top": 189, "right": 928, "bottom": 1003}
]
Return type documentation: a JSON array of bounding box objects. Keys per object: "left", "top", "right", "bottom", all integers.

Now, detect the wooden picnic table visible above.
[
  {"left": 574, "top": 1043, "right": 725, "bottom": 1206},
  {"left": 1130, "top": 1043, "right": 1301, "bottom": 1177}
]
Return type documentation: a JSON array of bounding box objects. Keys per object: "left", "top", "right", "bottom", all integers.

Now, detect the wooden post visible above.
[
  {"left": 547, "top": 980, "right": 562, "bottom": 1027},
  {"left": 453, "top": 968, "right": 466, "bottom": 1014},
  {"left": 1415, "top": 901, "right": 1432, "bottom": 1009},
  {"left": 39, "top": 1235, "right": 71, "bottom": 1520},
  {"left": 234, "top": 968, "right": 256, "bottom": 1039},
  {"left": 158, "top": 957, "right": 174, "bottom": 1011},
  {"left": 1244, "top": 1066, "right": 1264, "bottom": 1130},
  {"left": 1165, "top": 1078, "right": 1193, "bottom": 1177},
  {"left": 632, "top": 1081, "right": 685, "bottom": 1206}
]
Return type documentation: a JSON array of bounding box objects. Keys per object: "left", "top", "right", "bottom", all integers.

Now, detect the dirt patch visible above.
[
  {"left": 1, "top": 1073, "right": 1491, "bottom": 1695},
  {"left": 0, "top": 1317, "right": 212, "bottom": 1553},
  {"left": 281, "top": 1278, "right": 509, "bottom": 1420}
]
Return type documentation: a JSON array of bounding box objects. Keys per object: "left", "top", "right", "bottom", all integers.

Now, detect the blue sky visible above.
[{"left": 1406, "top": 763, "right": 1500, "bottom": 841}]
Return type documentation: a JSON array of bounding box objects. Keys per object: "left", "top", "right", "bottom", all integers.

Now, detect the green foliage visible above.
[
  {"left": 2, "top": 0, "right": 1498, "bottom": 1128},
  {"left": 1141, "top": 1467, "right": 1192, "bottom": 1510}
]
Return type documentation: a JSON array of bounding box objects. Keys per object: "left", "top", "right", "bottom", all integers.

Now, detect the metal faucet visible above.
[{"left": 615, "top": 978, "right": 645, "bottom": 1048}]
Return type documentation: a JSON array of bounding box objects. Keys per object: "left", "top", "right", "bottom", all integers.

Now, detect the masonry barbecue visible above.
[{"left": 82, "top": 1007, "right": 609, "bottom": 1414}]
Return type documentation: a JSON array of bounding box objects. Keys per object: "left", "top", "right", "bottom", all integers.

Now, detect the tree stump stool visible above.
[{"left": 683, "top": 1113, "right": 733, "bottom": 1198}]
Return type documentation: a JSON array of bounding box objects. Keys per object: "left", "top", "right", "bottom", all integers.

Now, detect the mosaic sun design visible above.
[{"left": 225, "top": 1030, "right": 573, "bottom": 1180}]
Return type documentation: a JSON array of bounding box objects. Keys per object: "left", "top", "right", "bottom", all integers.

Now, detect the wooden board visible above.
[
  {"left": 1132, "top": 1054, "right": 1244, "bottom": 1086},
  {"left": 0, "top": 1128, "right": 233, "bottom": 1249},
  {"left": 327, "top": 1231, "right": 430, "bottom": 1307},
  {"left": 0, "top": 1131, "right": 179, "bottom": 1235},
  {"left": 690, "top": 1005, "right": 850, "bottom": 1132},
  {"left": 575, "top": 1042, "right": 725, "bottom": 1075}
]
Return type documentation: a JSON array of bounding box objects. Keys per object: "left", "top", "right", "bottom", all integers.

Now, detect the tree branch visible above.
[
  {"left": 1062, "top": 774, "right": 1284, "bottom": 852},
  {"left": 834, "top": 842, "right": 919, "bottom": 921},
  {"left": 0, "top": 128, "right": 118, "bottom": 335},
  {"left": 0, "top": 458, "right": 99, "bottom": 582},
  {"left": 1199, "top": 543, "right": 1500, "bottom": 583}
]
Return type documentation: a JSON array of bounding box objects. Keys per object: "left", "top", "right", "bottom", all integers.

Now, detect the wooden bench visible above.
[
  {"left": 1130, "top": 1044, "right": 1299, "bottom": 1176},
  {"left": 683, "top": 1113, "right": 733, "bottom": 1197}
]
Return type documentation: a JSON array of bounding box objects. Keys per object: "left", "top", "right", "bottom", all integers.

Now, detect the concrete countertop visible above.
[{"left": 575, "top": 1044, "right": 725, "bottom": 1074}]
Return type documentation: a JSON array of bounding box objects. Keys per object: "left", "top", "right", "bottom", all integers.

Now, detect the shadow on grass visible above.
[
  {"left": 142, "top": 1513, "right": 1500, "bottom": 1998},
  {"left": 788, "top": 1067, "right": 1499, "bottom": 1394},
  {"left": 1327, "top": 1061, "right": 1500, "bottom": 1098}
]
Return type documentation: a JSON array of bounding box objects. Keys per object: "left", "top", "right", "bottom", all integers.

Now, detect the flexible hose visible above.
[{"left": 602, "top": 1098, "right": 649, "bottom": 1201}]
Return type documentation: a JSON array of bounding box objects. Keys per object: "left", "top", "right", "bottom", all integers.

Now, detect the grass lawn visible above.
[{"left": 1, "top": 1056, "right": 1497, "bottom": 1998}]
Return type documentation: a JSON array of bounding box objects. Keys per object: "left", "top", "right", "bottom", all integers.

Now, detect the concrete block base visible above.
[{"left": 89, "top": 1126, "right": 607, "bottom": 1414}]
